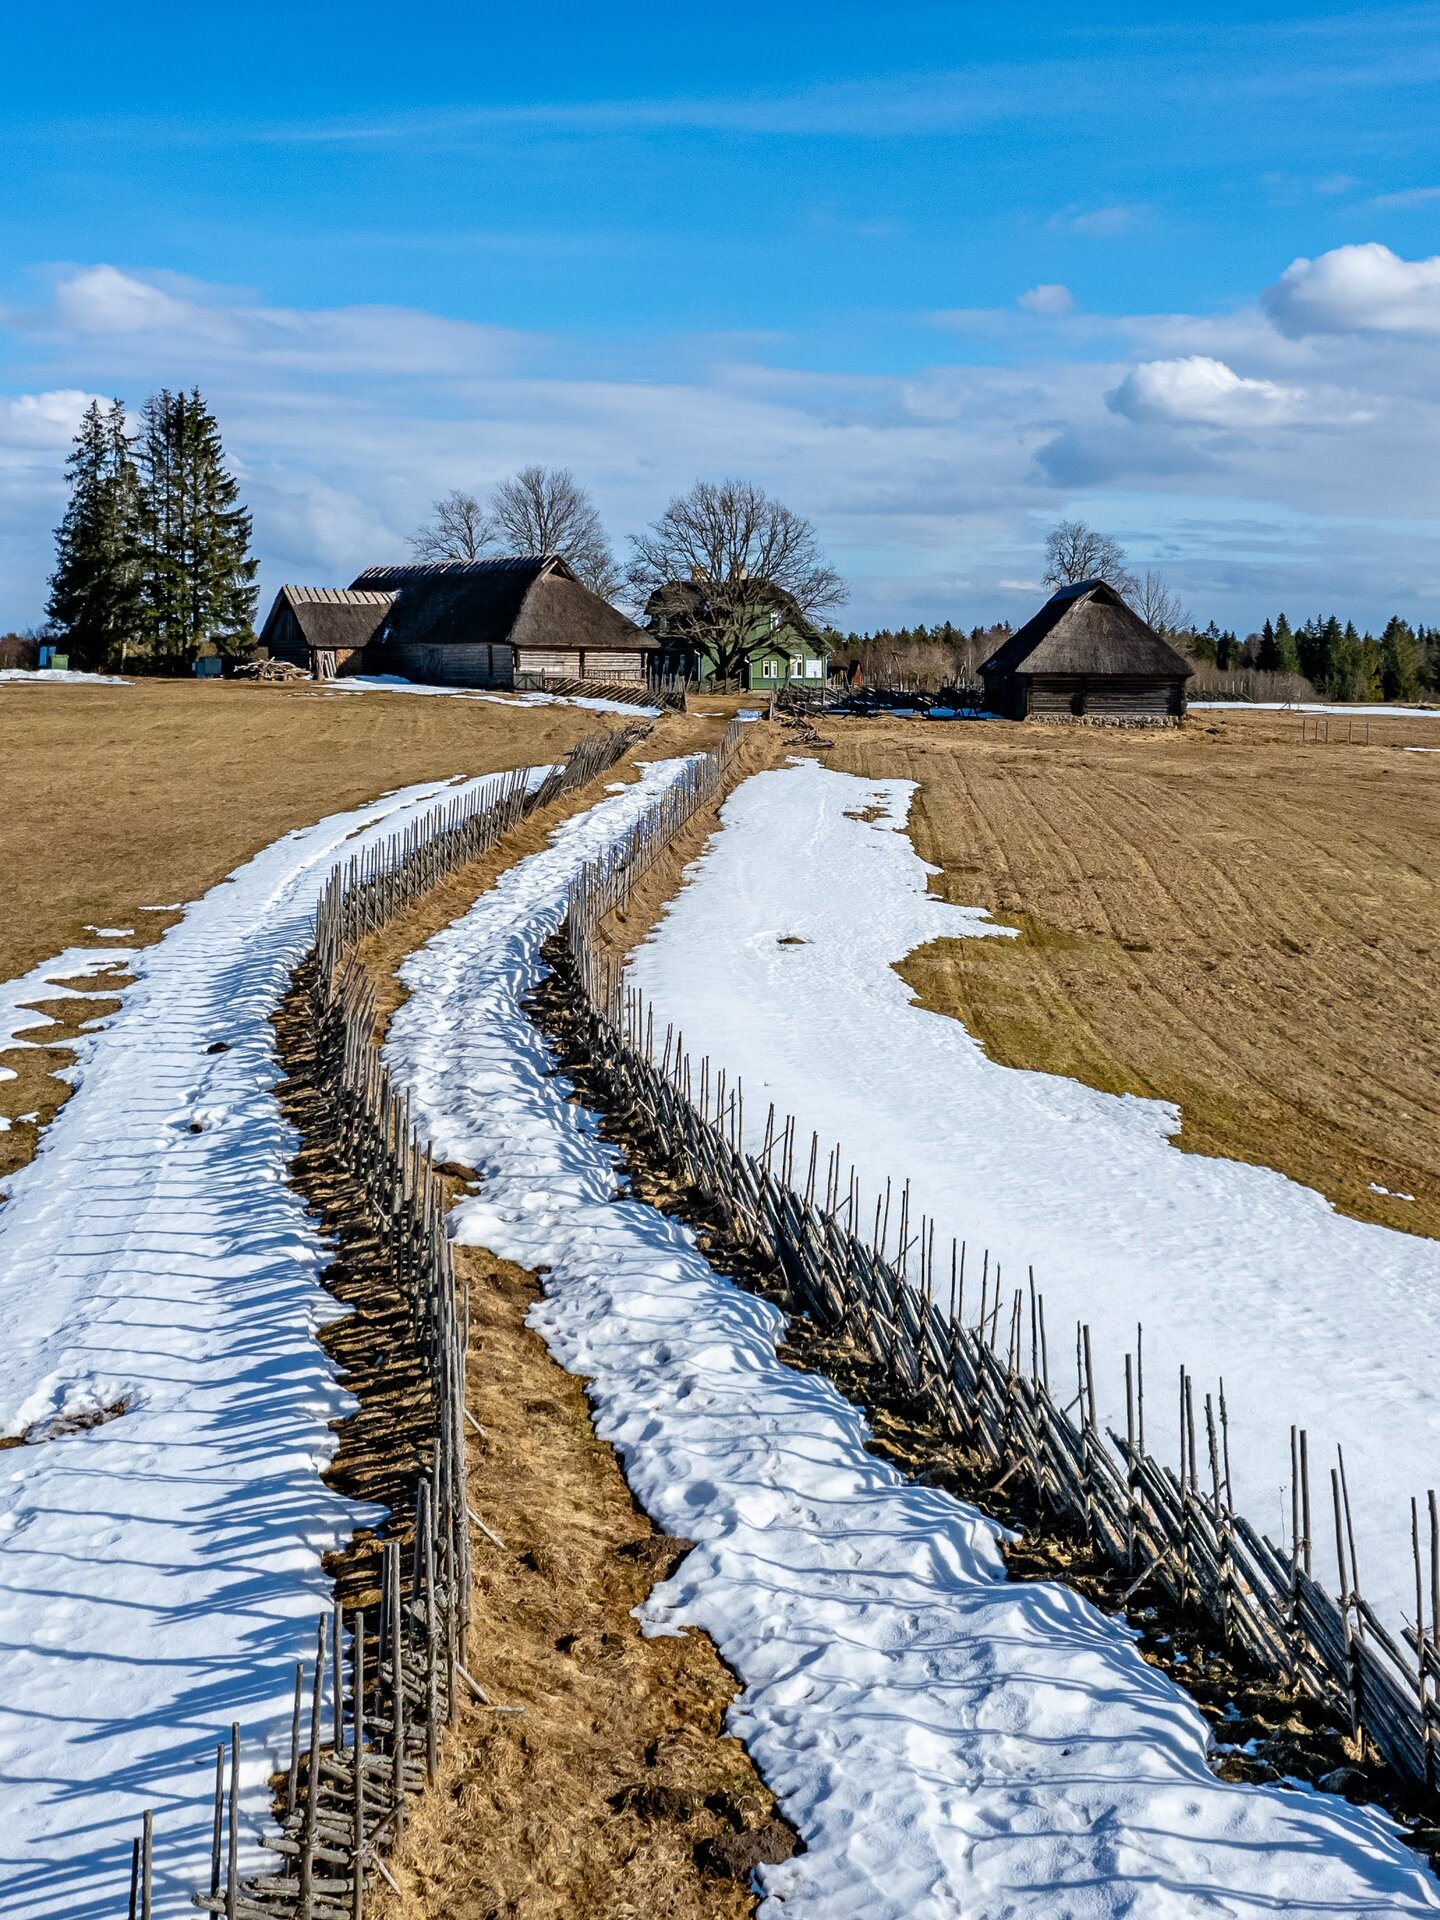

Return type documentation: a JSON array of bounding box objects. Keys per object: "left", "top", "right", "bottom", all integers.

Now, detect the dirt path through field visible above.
[{"left": 821, "top": 710, "right": 1440, "bottom": 1237}]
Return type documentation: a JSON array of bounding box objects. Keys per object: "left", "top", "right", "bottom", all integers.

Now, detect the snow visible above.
[
  {"left": 0, "top": 771, "right": 519, "bottom": 1918},
  {"left": 383, "top": 766, "right": 1440, "bottom": 1918},
  {"left": 1192, "top": 700, "right": 1440, "bottom": 718},
  {"left": 316, "top": 674, "right": 659, "bottom": 717},
  {"left": 624, "top": 760, "right": 1440, "bottom": 1636},
  {"left": 0, "top": 668, "right": 129, "bottom": 685},
  {"left": 1, "top": 943, "right": 138, "bottom": 1063}
]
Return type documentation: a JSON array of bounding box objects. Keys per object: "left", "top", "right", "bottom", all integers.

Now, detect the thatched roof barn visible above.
[
  {"left": 980, "top": 580, "right": 1193, "bottom": 724},
  {"left": 257, "top": 586, "right": 395, "bottom": 678},
  {"left": 256, "top": 556, "right": 654, "bottom": 688},
  {"left": 351, "top": 556, "right": 653, "bottom": 688}
]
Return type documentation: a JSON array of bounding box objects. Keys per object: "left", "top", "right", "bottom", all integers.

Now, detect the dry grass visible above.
[
  {"left": 0, "top": 678, "right": 613, "bottom": 984},
  {"left": 821, "top": 708, "right": 1440, "bottom": 1238},
  {"left": 0, "top": 683, "right": 714, "bottom": 1184}
]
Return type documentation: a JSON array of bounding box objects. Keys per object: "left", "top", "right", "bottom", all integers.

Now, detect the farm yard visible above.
[{"left": 4, "top": 690, "right": 1440, "bottom": 1917}]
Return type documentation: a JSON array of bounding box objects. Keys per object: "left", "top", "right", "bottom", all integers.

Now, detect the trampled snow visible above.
[
  {"left": 625, "top": 761, "right": 1440, "bottom": 1635},
  {"left": 0, "top": 772, "right": 520, "bottom": 1918},
  {"left": 383, "top": 766, "right": 1440, "bottom": 1916},
  {"left": 315, "top": 674, "right": 660, "bottom": 716},
  {"left": 1192, "top": 699, "right": 1440, "bottom": 718},
  {"left": 0, "top": 668, "right": 129, "bottom": 685}
]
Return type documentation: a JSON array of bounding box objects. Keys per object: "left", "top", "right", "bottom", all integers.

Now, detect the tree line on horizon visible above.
[{"left": 830, "top": 520, "right": 1440, "bottom": 703}]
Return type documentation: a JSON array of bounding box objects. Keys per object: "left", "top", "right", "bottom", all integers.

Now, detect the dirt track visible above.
[{"left": 822, "top": 708, "right": 1440, "bottom": 1238}]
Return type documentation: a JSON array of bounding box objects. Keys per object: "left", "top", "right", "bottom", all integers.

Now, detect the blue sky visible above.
[{"left": 2, "top": 1, "right": 1439, "bottom": 631}]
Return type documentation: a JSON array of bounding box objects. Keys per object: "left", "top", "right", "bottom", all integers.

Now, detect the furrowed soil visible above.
[
  {"left": 0, "top": 681, "right": 694, "bottom": 1185},
  {"left": 820, "top": 708, "right": 1440, "bottom": 1238}
]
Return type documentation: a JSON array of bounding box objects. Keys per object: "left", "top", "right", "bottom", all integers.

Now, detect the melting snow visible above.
[
  {"left": 0, "top": 772, "right": 516, "bottom": 1917},
  {"left": 624, "top": 761, "right": 1440, "bottom": 1635},
  {"left": 384, "top": 766, "right": 1440, "bottom": 1918}
]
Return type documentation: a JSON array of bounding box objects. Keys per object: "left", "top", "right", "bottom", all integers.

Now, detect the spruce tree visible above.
[
  {"left": 1272, "top": 612, "right": 1300, "bottom": 675},
  {"left": 47, "top": 400, "right": 144, "bottom": 671},
  {"left": 1257, "top": 616, "right": 1278, "bottom": 671},
  {"left": 136, "top": 388, "right": 258, "bottom": 666},
  {"left": 1380, "top": 616, "right": 1421, "bottom": 703}
]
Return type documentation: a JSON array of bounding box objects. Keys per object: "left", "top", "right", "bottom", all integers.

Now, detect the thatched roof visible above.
[
  {"left": 352, "top": 556, "right": 650, "bottom": 654},
  {"left": 259, "top": 585, "right": 394, "bottom": 653},
  {"left": 981, "top": 580, "right": 1193, "bottom": 679}
]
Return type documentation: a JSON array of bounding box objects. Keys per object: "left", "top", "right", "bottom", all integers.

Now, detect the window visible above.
[
  {"left": 768, "top": 608, "right": 782, "bottom": 631},
  {"left": 761, "top": 657, "right": 776, "bottom": 677},
  {"left": 790, "top": 657, "right": 802, "bottom": 677},
  {"left": 804, "top": 657, "right": 822, "bottom": 679}
]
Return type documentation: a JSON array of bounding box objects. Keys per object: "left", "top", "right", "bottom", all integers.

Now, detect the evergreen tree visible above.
[
  {"left": 1296, "top": 616, "right": 1326, "bottom": 685},
  {"left": 136, "top": 388, "right": 258, "bottom": 665},
  {"left": 1318, "top": 615, "right": 1347, "bottom": 696},
  {"left": 1273, "top": 612, "right": 1300, "bottom": 674},
  {"left": 1256, "top": 616, "right": 1278, "bottom": 671},
  {"left": 47, "top": 400, "right": 144, "bottom": 670},
  {"left": 1380, "top": 616, "right": 1421, "bottom": 702}
]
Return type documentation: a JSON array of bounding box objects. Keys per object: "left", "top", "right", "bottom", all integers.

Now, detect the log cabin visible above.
[{"left": 980, "top": 580, "right": 1193, "bottom": 724}]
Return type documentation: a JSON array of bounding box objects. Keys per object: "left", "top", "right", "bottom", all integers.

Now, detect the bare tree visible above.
[
  {"left": 489, "top": 465, "right": 619, "bottom": 597},
  {"left": 1042, "top": 519, "right": 1139, "bottom": 602},
  {"left": 408, "top": 489, "right": 491, "bottom": 562},
  {"left": 626, "top": 478, "right": 846, "bottom": 682},
  {"left": 407, "top": 467, "right": 619, "bottom": 596},
  {"left": 1136, "top": 568, "right": 1191, "bottom": 637}
]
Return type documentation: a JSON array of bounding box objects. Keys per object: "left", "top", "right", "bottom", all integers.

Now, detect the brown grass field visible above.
[
  {"left": 0, "top": 678, "right": 724, "bottom": 1182},
  {"left": 822, "top": 708, "right": 1440, "bottom": 1240}
]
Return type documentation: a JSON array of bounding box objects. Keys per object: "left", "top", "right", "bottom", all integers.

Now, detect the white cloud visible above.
[
  {"left": 1018, "top": 283, "right": 1074, "bottom": 316},
  {"left": 1263, "top": 243, "right": 1440, "bottom": 336},
  {"left": 1060, "top": 204, "right": 1144, "bottom": 238},
  {"left": 3, "top": 257, "right": 1439, "bottom": 635},
  {"left": 53, "top": 265, "right": 194, "bottom": 335},
  {"left": 0, "top": 389, "right": 105, "bottom": 449},
  {"left": 1107, "top": 355, "right": 1304, "bottom": 426},
  {"left": 1366, "top": 186, "right": 1440, "bottom": 212},
  {"left": 27, "top": 266, "right": 519, "bottom": 376}
]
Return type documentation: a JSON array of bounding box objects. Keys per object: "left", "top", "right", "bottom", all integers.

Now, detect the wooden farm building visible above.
[
  {"left": 980, "top": 580, "right": 1193, "bottom": 724},
  {"left": 256, "top": 586, "right": 395, "bottom": 679},
  {"left": 257, "top": 556, "right": 654, "bottom": 688}
]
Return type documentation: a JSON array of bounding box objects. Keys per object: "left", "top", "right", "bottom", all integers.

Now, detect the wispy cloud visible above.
[{"left": 1367, "top": 184, "right": 1440, "bottom": 211}]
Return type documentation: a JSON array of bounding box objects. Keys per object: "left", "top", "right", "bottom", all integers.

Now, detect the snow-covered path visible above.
[
  {"left": 624, "top": 759, "right": 1440, "bottom": 1635},
  {"left": 0, "top": 773, "right": 514, "bottom": 1919},
  {"left": 384, "top": 765, "right": 1440, "bottom": 1917}
]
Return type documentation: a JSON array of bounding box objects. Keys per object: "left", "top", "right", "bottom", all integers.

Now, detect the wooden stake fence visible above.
[
  {"left": 554, "top": 719, "right": 1440, "bottom": 1812},
  {"left": 120, "top": 723, "right": 651, "bottom": 1915}
]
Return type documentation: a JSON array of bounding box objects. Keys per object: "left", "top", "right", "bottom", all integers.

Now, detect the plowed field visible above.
[{"left": 822, "top": 708, "right": 1440, "bottom": 1238}]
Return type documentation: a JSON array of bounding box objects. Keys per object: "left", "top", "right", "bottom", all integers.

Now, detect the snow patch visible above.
[
  {"left": 625, "top": 760, "right": 1440, "bottom": 1634},
  {"left": 384, "top": 767, "right": 1440, "bottom": 1917},
  {"left": 0, "top": 769, "right": 519, "bottom": 1916}
]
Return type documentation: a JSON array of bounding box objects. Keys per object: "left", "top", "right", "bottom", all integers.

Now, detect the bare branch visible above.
[
  {"left": 408, "top": 489, "right": 492, "bottom": 562},
  {"left": 626, "top": 478, "right": 846, "bottom": 679},
  {"left": 1042, "top": 519, "right": 1139, "bottom": 603},
  {"left": 488, "top": 465, "right": 620, "bottom": 597}
]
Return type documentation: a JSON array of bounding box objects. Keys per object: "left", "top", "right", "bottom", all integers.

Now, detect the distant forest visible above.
[{"left": 825, "top": 612, "right": 1440, "bottom": 704}]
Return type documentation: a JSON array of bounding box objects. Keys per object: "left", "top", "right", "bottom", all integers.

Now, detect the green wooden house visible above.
[{"left": 645, "top": 581, "right": 830, "bottom": 690}]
